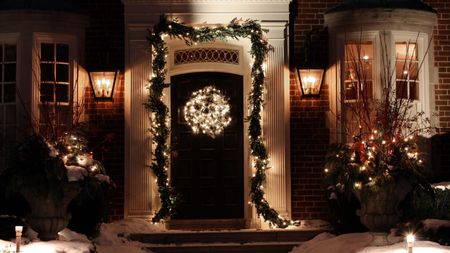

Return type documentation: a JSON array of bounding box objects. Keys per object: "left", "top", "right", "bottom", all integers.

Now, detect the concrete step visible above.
[
  {"left": 167, "top": 219, "right": 246, "bottom": 231},
  {"left": 144, "top": 242, "right": 301, "bottom": 253},
  {"left": 130, "top": 229, "right": 324, "bottom": 245}
]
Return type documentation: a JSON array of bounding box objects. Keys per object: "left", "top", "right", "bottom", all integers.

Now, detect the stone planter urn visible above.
[
  {"left": 354, "top": 178, "right": 412, "bottom": 246},
  {"left": 20, "top": 183, "right": 80, "bottom": 241}
]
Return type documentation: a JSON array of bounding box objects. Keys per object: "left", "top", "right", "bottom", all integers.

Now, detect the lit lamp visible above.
[
  {"left": 89, "top": 70, "right": 118, "bottom": 100},
  {"left": 406, "top": 233, "right": 415, "bottom": 253},
  {"left": 15, "top": 226, "right": 22, "bottom": 253},
  {"left": 296, "top": 68, "right": 324, "bottom": 97}
]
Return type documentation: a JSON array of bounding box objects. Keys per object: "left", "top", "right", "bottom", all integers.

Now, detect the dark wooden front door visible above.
[{"left": 171, "top": 72, "right": 244, "bottom": 219}]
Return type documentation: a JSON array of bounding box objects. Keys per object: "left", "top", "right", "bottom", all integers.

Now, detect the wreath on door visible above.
[
  {"left": 184, "top": 86, "right": 231, "bottom": 138},
  {"left": 146, "top": 15, "right": 293, "bottom": 228}
]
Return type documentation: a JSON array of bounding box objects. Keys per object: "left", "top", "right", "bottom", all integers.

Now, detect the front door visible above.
[{"left": 171, "top": 72, "right": 244, "bottom": 220}]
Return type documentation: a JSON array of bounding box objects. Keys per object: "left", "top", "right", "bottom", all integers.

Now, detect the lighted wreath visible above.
[
  {"left": 184, "top": 86, "right": 231, "bottom": 137},
  {"left": 146, "top": 15, "right": 293, "bottom": 227}
]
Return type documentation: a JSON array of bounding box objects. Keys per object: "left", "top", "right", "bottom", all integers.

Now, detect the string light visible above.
[
  {"left": 146, "top": 15, "right": 288, "bottom": 227},
  {"left": 184, "top": 86, "right": 231, "bottom": 138}
]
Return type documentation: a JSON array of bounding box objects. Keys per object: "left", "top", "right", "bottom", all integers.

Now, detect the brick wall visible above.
[
  {"left": 79, "top": 0, "right": 125, "bottom": 220},
  {"left": 290, "top": 0, "right": 340, "bottom": 220},
  {"left": 423, "top": 0, "right": 450, "bottom": 181}
]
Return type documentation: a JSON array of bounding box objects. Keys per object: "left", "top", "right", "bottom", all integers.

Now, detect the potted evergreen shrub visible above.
[
  {"left": 324, "top": 36, "right": 434, "bottom": 245},
  {"left": 2, "top": 131, "right": 113, "bottom": 241}
]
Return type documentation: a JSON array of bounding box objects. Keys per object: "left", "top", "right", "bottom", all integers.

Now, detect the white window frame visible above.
[
  {"left": 31, "top": 33, "right": 82, "bottom": 125},
  {"left": 337, "top": 31, "right": 433, "bottom": 142},
  {"left": 391, "top": 31, "right": 431, "bottom": 120},
  {"left": 0, "top": 33, "right": 19, "bottom": 169}
]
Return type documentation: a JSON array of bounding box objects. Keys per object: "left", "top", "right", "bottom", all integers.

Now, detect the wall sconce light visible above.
[
  {"left": 89, "top": 70, "right": 118, "bottom": 100},
  {"left": 296, "top": 67, "right": 324, "bottom": 97}
]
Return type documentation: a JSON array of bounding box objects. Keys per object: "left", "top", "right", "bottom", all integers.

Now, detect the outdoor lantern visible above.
[
  {"left": 15, "top": 226, "right": 22, "bottom": 253},
  {"left": 296, "top": 68, "right": 324, "bottom": 97},
  {"left": 89, "top": 70, "right": 118, "bottom": 100},
  {"left": 406, "top": 233, "right": 415, "bottom": 253}
]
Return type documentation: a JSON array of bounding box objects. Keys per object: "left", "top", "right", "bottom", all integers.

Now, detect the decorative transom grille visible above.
[{"left": 174, "top": 48, "right": 239, "bottom": 65}]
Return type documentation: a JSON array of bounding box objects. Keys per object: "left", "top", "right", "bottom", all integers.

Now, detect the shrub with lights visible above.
[
  {"left": 146, "top": 15, "right": 293, "bottom": 227},
  {"left": 1, "top": 130, "right": 114, "bottom": 239},
  {"left": 323, "top": 36, "right": 434, "bottom": 234}
]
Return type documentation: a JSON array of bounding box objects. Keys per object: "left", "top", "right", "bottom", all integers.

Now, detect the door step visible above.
[
  {"left": 130, "top": 229, "right": 325, "bottom": 253},
  {"left": 167, "top": 219, "right": 246, "bottom": 230},
  {"left": 143, "top": 242, "right": 301, "bottom": 253}
]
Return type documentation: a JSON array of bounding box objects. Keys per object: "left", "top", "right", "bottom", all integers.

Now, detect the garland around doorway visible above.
[{"left": 146, "top": 15, "right": 292, "bottom": 228}]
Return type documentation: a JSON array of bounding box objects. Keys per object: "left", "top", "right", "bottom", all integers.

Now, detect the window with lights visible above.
[
  {"left": 395, "top": 41, "right": 419, "bottom": 100},
  {"left": 344, "top": 41, "right": 374, "bottom": 102}
]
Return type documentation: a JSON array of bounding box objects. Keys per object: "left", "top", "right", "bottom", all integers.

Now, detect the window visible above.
[
  {"left": 0, "top": 43, "right": 16, "bottom": 168},
  {"left": 40, "top": 43, "right": 70, "bottom": 103},
  {"left": 395, "top": 41, "right": 419, "bottom": 100},
  {"left": 344, "top": 42, "right": 374, "bottom": 102},
  {"left": 339, "top": 32, "right": 431, "bottom": 142}
]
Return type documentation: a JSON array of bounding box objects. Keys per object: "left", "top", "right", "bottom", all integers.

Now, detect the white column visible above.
[
  {"left": 262, "top": 22, "right": 291, "bottom": 218},
  {"left": 124, "top": 25, "right": 154, "bottom": 217}
]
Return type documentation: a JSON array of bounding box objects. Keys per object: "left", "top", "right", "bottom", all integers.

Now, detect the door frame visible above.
[{"left": 162, "top": 40, "right": 254, "bottom": 226}]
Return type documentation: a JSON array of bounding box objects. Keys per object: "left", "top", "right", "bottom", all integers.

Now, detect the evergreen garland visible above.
[{"left": 146, "top": 15, "right": 292, "bottom": 227}]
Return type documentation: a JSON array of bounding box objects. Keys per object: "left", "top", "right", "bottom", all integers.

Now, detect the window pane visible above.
[
  {"left": 362, "top": 61, "right": 372, "bottom": 80},
  {"left": 396, "top": 81, "right": 408, "bottom": 99},
  {"left": 3, "top": 83, "right": 15, "bottom": 103},
  {"left": 396, "top": 42, "right": 418, "bottom": 61},
  {"left": 56, "top": 64, "right": 69, "bottom": 82},
  {"left": 0, "top": 84, "right": 2, "bottom": 103},
  {"left": 362, "top": 81, "right": 373, "bottom": 99},
  {"left": 41, "top": 43, "right": 54, "bottom": 61},
  {"left": 345, "top": 82, "right": 357, "bottom": 100},
  {"left": 396, "top": 61, "right": 408, "bottom": 79},
  {"left": 345, "top": 63, "right": 357, "bottom": 80},
  {"left": 4, "top": 64, "right": 15, "bottom": 82},
  {"left": 40, "top": 83, "right": 54, "bottom": 102},
  {"left": 40, "top": 63, "right": 54, "bottom": 81},
  {"left": 5, "top": 105, "right": 15, "bottom": 124},
  {"left": 4, "top": 44, "right": 16, "bottom": 62},
  {"left": 56, "top": 44, "right": 69, "bottom": 62},
  {"left": 410, "top": 82, "right": 418, "bottom": 100},
  {"left": 345, "top": 42, "right": 373, "bottom": 60},
  {"left": 409, "top": 62, "right": 419, "bottom": 80},
  {"left": 55, "top": 84, "right": 69, "bottom": 102},
  {"left": 0, "top": 63, "right": 2, "bottom": 80}
]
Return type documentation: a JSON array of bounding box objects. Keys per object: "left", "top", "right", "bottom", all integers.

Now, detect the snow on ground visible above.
[
  {"left": 0, "top": 218, "right": 162, "bottom": 253},
  {"left": 432, "top": 182, "right": 450, "bottom": 190},
  {"left": 290, "top": 232, "right": 450, "bottom": 253},
  {"left": 2, "top": 218, "right": 450, "bottom": 253},
  {"left": 422, "top": 219, "right": 450, "bottom": 232},
  {"left": 94, "top": 218, "right": 164, "bottom": 253},
  {"left": 0, "top": 238, "right": 91, "bottom": 253}
]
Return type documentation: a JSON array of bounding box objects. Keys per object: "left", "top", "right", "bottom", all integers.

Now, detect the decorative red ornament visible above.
[{"left": 353, "top": 136, "right": 366, "bottom": 163}]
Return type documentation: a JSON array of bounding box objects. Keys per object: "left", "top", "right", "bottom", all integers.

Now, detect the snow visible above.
[
  {"left": 94, "top": 174, "right": 111, "bottom": 183},
  {"left": 94, "top": 218, "right": 164, "bottom": 253},
  {"left": 432, "top": 182, "right": 450, "bottom": 190},
  {"left": 0, "top": 238, "right": 91, "bottom": 253},
  {"left": 65, "top": 165, "right": 87, "bottom": 182},
  {"left": 422, "top": 219, "right": 450, "bottom": 232},
  {"left": 2, "top": 218, "right": 450, "bottom": 253},
  {"left": 289, "top": 232, "right": 450, "bottom": 253}
]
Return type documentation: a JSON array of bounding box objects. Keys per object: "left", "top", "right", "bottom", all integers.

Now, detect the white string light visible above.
[{"left": 184, "top": 86, "right": 231, "bottom": 138}]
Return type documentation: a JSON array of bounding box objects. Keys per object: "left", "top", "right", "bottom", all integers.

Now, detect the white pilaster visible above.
[{"left": 124, "top": 26, "right": 154, "bottom": 217}]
